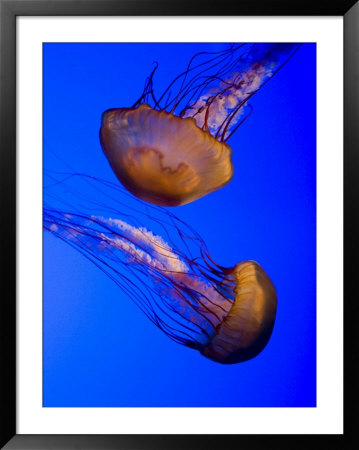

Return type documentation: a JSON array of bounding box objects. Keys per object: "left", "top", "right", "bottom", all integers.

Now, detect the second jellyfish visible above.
[{"left": 44, "top": 174, "right": 277, "bottom": 364}]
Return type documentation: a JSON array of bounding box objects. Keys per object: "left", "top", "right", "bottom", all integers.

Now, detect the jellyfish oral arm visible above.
[{"left": 179, "top": 43, "right": 302, "bottom": 142}]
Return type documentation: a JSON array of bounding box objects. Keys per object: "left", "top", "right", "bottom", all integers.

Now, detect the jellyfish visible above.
[
  {"left": 44, "top": 172, "right": 277, "bottom": 364},
  {"left": 100, "top": 43, "right": 301, "bottom": 206}
]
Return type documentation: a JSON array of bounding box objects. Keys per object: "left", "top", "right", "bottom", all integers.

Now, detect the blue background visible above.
[{"left": 43, "top": 43, "right": 316, "bottom": 407}]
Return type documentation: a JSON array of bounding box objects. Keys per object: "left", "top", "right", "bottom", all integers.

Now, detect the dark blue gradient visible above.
[{"left": 43, "top": 43, "right": 316, "bottom": 407}]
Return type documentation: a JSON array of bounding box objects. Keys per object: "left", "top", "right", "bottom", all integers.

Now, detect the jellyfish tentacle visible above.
[
  {"left": 155, "top": 45, "right": 242, "bottom": 111},
  {"left": 132, "top": 62, "right": 159, "bottom": 109}
]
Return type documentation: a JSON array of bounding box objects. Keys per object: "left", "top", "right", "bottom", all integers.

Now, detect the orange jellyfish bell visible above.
[
  {"left": 100, "top": 104, "right": 233, "bottom": 206},
  {"left": 200, "top": 260, "right": 277, "bottom": 364}
]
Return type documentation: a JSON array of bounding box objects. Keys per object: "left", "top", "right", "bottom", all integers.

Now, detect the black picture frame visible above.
[{"left": 1, "top": 1, "right": 357, "bottom": 448}]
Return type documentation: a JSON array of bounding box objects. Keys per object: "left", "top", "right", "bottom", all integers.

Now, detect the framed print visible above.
[{"left": 1, "top": 0, "right": 357, "bottom": 448}]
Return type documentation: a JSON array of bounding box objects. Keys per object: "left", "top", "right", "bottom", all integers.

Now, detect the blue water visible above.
[{"left": 43, "top": 43, "right": 316, "bottom": 407}]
